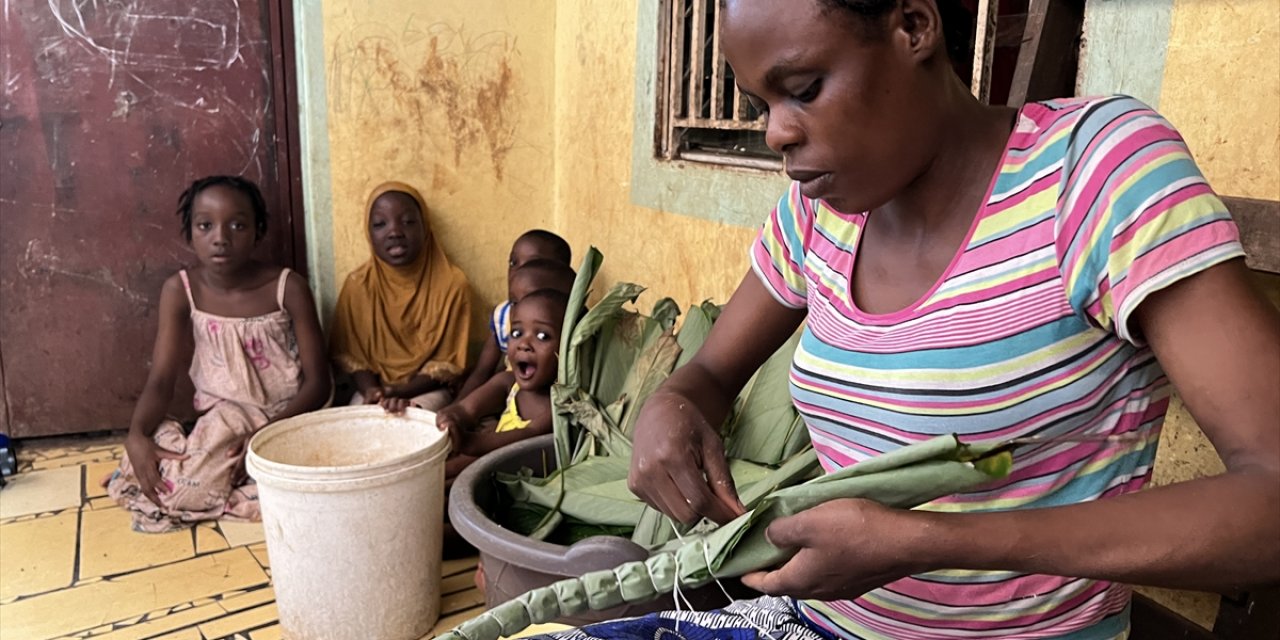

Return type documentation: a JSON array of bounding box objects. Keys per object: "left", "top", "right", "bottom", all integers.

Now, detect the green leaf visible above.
[{"left": 724, "top": 330, "right": 806, "bottom": 465}]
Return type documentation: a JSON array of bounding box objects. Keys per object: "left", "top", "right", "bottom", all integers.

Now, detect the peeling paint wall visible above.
[
  {"left": 313, "top": 0, "right": 557, "bottom": 339},
  {"left": 1081, "top": 0, "right": 1280, "bottom": 628},
  {"left": 551, "top": 0, "right": 767, "bottom": 310}
]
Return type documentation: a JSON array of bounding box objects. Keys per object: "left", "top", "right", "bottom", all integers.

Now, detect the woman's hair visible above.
[
  {"left": 175, "top": 175, "right": 269, "bottom": 242},
  {"left": 818, "top": 0, "right": 975, "bottom": 65}
]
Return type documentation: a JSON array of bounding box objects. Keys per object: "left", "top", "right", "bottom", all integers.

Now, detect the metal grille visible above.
[
  {"left": 656, "top": 0, "right": 780, "bottom": 170},
  {"left": 655, "top": 0, "right": 1001, "bottom": 171}
]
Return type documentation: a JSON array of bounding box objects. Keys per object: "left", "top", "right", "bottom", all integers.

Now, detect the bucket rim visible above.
[{"left": 247, "top": 405, "right": 449, "bottom": 481}]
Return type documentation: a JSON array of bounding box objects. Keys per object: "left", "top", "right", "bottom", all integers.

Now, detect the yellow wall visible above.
[
  {"left": 550, "top": 0, "right": 759, "bottom": 310},
  {"left": 317, "top": 0, "right": 758, "bottom": 341},
  {"left": 320, "top": 0, "right": 558, "bottom": 338},
  {"left": 1125, "top": 0, "right": 1280, "bottom": 628}
]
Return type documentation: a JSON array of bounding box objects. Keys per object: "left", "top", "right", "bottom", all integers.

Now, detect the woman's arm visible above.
[
  {"left": 629, "top": 272, "right": 806, "bottom": 525},
  {"left": 743, "top": 260, "right": 1280, "bottom": 598},
  {"left": 124, "top": 275, "right": 194, "bottom": 506},
  {"left": 273, "top": 271, "right": 333, "bottom": 420},
  {"left": 457, "top": 336, "right": 503, "bottom": 401}
]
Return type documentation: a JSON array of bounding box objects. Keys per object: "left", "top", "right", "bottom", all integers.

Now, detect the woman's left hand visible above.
[{"left": 740, "top": 498, "right": 933, "bottom": 601}]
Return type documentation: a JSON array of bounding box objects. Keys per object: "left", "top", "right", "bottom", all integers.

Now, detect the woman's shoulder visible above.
[{"left": 1025, "top": 95, "right": 1175, "bottom": 145}]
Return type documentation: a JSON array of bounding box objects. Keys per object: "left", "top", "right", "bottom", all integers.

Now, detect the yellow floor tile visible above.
[
  {"left": 219, "top": 586, "right": 275, "bottom": 613},
  {"left": 197, "top": 523, "right": 230, "bottom": 554},
  {"left": 250, "top": 624, "right": 283, "bottom": 640},
  {"left": 441, "top": 587, "right": 487, "bottom": 616},
  {"left": 197, "top": 601, "right": 277, "bottom": 639},
  {"left": 84, "top": 599, "right": 227, "bottom": 640},
  {"left": 440, "top": 571, "right": 478, "bottom": 596},
  {"left": 0, "top": 510, "right": 78, "bottom": 601},
  {"left": 0, "top": 547, "right": 268, "bottom": 639},
  {"left": 218, "top": 519, "right": 266, "bottom": 547},
  {"left": 85, "top": 460, "right": 120, "bottom": 498},
  {"left": 441, "top": 555, "right": 480, "bottom": 577},
  {"left": 88, "top": 495, "right": 119, "bottom": 510},
  {"left": 30, "top": 449, "right": 121, "bottom": 471},
  {"left": 247, "top": 543, "right": 270, "bottom": 570},
  {"left": 79, "top": 507, "right": 195, "bottom": 580},
  {"left": 0, "top": 466, "right": 82, "bottom": 519},
  {"left": 150, "top": 629, "right": 203, "bottom": 640}
]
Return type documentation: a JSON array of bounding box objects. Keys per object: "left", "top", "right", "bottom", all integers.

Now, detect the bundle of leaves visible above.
[{"left": 491, "top": 247, "right": 819, "bottom": 549}]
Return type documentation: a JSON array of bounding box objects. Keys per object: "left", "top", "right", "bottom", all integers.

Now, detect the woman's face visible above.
[
  {"left": 722, "top": 0, "right": 944, "bottom": 214},
  {"left": 368, "top": 191, "right": 426, "bottom": 267}
]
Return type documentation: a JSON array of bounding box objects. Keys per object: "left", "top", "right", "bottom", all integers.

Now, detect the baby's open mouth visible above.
[{"left": 515, "top": 361, "right": 536, "bottom": 378}]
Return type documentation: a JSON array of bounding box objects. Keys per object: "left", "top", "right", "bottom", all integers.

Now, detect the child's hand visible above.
[
  {"left": 380, "top": 395, "right": 411, "bottom": 415},
  {"left": 360, "top": 386, "right": 385, "bottom": 404},
  {"left": 435, "top": 407, "right": 465, "bottom": 453},
  {"left": 124, "top": 431, "right": 188, "bottom": 507}
]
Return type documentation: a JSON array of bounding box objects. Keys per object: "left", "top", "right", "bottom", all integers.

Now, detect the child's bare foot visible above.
[{"left": 475, "top": 561, "right": 486, "bottom": 592}]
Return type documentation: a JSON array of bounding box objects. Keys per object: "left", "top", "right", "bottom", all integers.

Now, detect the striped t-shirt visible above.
[{"left": 750, "top": 96, "right": 1243, "bottom": 639}]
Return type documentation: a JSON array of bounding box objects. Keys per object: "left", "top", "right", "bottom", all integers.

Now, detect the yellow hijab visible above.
[{"left": 330, "top": 182, "right": 471, "bottom": 385}]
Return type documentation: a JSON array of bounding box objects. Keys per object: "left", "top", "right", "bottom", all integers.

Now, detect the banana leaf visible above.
[
  {"left": 439, "top": 435, "right": 1014, "bottom": 640},
  {"left": 723, "top": 330, "right": 806, "bottom": 466},
  {"left": 673, "top": 301, "right": 722, "bottom": 370}
]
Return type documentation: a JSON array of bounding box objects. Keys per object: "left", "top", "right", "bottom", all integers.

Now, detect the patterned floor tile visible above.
[
  {"left": 0, "top": 466, "right": 82, "bottom": 519},
  {"left": 0, "top": 510, "right": 78, "bottom": 601},
  {"left": 2, "top": 435, "right": 490, "bottom": 640},
  {"left": 84, "top": 461, "right": 119, "bottom": 499},
  {"left": 197, "top": 601, "right": 278, "bottom": 639},
  {"left": 196, "top": 523, "right": 231, "bottom": 554},
  {"left": 78, "top": 507, "right": 196, "bottom": 580},
  {"left": 0, "top": 547, "right": 268, "bottom": 639},
  {"left": 218, "top": 519, "right": 266, "bottom": 547}
]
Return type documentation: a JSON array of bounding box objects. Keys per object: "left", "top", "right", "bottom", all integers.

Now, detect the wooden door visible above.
[{"left": 0, "top": 0, "right": 304, "bottom": 437}]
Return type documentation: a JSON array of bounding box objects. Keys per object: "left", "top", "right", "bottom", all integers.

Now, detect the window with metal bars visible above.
[
  {"left": 654, "top": 1, "right": 1036, "bottom": 173},
  {"left": 656, "top": 0, "right": 781, "bottom": 171}
]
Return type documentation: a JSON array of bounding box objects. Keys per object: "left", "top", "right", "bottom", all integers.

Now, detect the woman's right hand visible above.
[
  {"left": 628, "top": 390, "right": 745, "bottom": 526},
  {"left": 124, "top": 430, "right": 188, "bottom": 507}
]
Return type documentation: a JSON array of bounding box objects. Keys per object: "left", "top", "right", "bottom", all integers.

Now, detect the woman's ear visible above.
[{"left": 897, "top": 0, "right": 946, "bottom": 64}]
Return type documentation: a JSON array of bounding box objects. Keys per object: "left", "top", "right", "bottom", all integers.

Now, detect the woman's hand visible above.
[
  {"left": 124, "top": 430, "right": 188, "bottom": 507},
  {"left": 628, "top": 391, "right": 745, "bottom": 526},
  {"left": 740, "top": 498, "right": 931, "bottom": 600}
]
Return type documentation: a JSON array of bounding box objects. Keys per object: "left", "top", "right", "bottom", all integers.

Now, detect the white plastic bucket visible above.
[{"left": 246, "top": 406, "right": 450, "bottom": 640}]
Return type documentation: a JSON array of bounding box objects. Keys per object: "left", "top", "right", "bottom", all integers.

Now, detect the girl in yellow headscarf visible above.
[{"left": 329, "top": 182, "right": 471, "bottom": 412}]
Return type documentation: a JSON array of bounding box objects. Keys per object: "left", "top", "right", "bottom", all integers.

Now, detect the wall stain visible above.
[{"left": 329, "top": 19, "right": 521, "bottom": 180}]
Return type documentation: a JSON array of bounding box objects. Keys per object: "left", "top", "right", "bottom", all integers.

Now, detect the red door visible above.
[{"left": 0, "top": 0, "right": 304, "bottom": 437}]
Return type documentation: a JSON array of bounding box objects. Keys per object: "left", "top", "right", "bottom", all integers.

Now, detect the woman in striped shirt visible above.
[{"left": 618, "top": 1, "right": 1280, "bottom": 638}]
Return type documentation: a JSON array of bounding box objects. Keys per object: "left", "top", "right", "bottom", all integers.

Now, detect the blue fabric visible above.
[{"left": 521, "top": 597, "right": 836, "bottom": 640}]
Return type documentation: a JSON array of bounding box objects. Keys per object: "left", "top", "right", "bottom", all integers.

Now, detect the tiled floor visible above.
[{"left": 0, "top": 435, "right": 561, "bottom": 639}]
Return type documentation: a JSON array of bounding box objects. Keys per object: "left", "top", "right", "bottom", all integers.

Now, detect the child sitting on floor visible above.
[
  {"left": 455, "top": 230, "right": 572, "bottom": 401},
  {"left": 106, "top": 176, "right": 331, "bottom": 532},
  {"left": 436, "top": 288, "right": 569, "bottom": 461},
  {"left": 329, "top": 182, "right": 472, "bottom": 414}
]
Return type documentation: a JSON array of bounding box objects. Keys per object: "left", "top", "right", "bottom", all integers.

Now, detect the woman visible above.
[
  {"left": 540, "top": 1, "right": 1279, "bottom": 638},
  {"left": 330, "top": 182, "right": 471, "bottom": 413}
]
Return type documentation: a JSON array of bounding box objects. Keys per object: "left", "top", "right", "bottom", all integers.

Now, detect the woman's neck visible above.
[{"left": 875, "top": 80, "right": 1017, "bottom": 239}]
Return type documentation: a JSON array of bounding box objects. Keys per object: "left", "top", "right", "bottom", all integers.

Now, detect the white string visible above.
[{"left": 667, "top": 520, "right": 781, "bottom": 640}]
